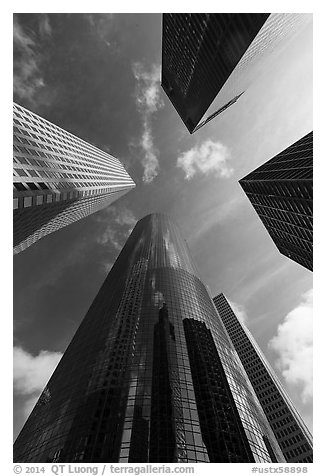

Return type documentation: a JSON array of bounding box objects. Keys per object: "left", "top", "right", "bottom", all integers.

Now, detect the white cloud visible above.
[
  {"left": 14, "top": 346, "right": 62, "bottom": 395},
  {"left": 84, "top": 14, "right": 119, "bottom": 54},
  {"left": 22, "top": 395, "right": 41, "bottom": 418},
  {"left": 177, "top": 140, "right": 233, "bottom": 180},
  {"left": 13, "top": 16, "right": 45, "bottom": 104},
  {"left": 140, "top": 122, "right": 160, "bottom": 183},
  {"left": 95, "top": 205, "right": 137, "bottom": 250},
  {"left": 96, "top": 225, "right": 121, "bottom": 249},
  {"left": 14, "top": 346, "right": 63, "bottom": 417},
  {"left": 102, "top": 262, "right": 113, "bottom": 274},
  {"left": 269, "top": 289, "right": 313, "bottom": 402},
  {"left": 132, "top": 62, "right": 164, "bottom": 183},
  {"left": 38, "top": 14, "right": 52, "bottom": 38},
  {"left": 228, "top": 299, "right": 248, "bottom": 324},
  {"left": 115, "top": 207, "right": 137, "bottom": 228}
]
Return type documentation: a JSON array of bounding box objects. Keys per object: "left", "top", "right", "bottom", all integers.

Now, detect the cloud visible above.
[
  {"left": 140, "top": 124, "right": 160, "bottom": 183},
  {"left": 133, "top": 63, "right": 163, "bottom": 114},
  {"left": 13, "top": 15, "right": 46, "bottom": 105},
  {"left": 84, "top": 14, "right": 119, "bottom": 54},
  {"left": 95, "top": 205, "right": 137, "bottom": 250},
  {"left": 38, "top": 14, "right": 52, "bottom": 38},
  {"left": 269, "top": 289, "right": 313, "bottom": 403},
  {"left": 14, "top": 346, "right": 62, "bottom": 395},
  {"left": 22, "top": 395, "right": 41, "bottom": 419},
  {"left": 177, "top": 140, "right": 233, "bottom": 180},
  {"left": 132, "top": 62, "right": 164, "bottom": 183},
  {"left": 97, "top": 225, "right": 121, "bottom": 249},
  {"left": 85, "top": 13, "right": 114, "bottom": 34},
  {"left": 115, "top": 207, "right": 137, "bottom": 228},
  {"left": 228, "top": 299, "right": 248, "bottom": 324},
  {"left": 102, "top": 262, "right": 113, "bottom": 274},
  {"left": 14, "top": 346, "right": 63, "bottom": 417}
]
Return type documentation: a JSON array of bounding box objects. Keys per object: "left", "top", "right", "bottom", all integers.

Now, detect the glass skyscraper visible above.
[
  {"left": 161, "top": 13, "right": 310, "bottom": 133},
  {"left": 162, "top": 13, "right": 269, "bottom": 132},
  {"left": 13, "top": 102, "right": 135, "bottom": 254},
  {"left": 213, "top": 293, "right": 313, "bottom": 463},
  {"left": 239, "top": 131, "right": 313, "bottom": 271},
  {"left": 14, "top": 214, "right": 285, "bottom": 463}
]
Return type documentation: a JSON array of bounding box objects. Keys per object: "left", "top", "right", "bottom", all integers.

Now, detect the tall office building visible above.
[
  {"left": 213, "top": 293, "right": 313, "bottom": 463},
  {"left": 161, "top": 13, "right": 310, "bottom": 133},
  {"left": 239, "top": 131, "right": 313, "bottom": 271},
  {"left": 14, "top": 214, "right": 285, "bottom": 463},
  {"left": 13, "top": 103, "right": 135, "bottom": 254},
  {"left": 161, "top": 13, "right": 269, "bottom": 133}
]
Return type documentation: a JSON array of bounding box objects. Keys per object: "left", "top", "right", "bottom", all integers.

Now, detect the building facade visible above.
[
  {"left": 239, "top": 131, "right": 313, "bottom": 271},
  {"left": 161, "top": 13, "right": 269, "bottom": 132},
  {"left": 161, "top": 14, "right": 310, "bottom": 133},
  {"left": 13, "top": 103, "right": 135, "bottom": 254},
  {"left": 213, "top": 293, "right": 313, "bottom": 463},
  {"left": 14, "top": 214, "right": 285, "bottom": 463}
]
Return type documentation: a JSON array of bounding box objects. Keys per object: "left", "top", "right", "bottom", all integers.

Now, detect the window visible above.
[
  {"left": 24, "top": 196, "right": 32, "bottom": 208},
  {"left": 36, "top": 195, "right": 44, "bottom": 206},
  {"left": 14, "top": 182, "right": 27, "bottom": 192},
  {"left": 26, "top": 182, "right": 39, "bottom": 191},
  {"left": 16, "top": 168, "right": 28, "bottom": 177}
]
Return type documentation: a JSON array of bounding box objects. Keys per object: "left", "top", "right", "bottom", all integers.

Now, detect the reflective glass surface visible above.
[
  {"left": 162, "top": 13, "right": 269, "bottom": 132},
  {"left": 14, "top": 214, "right": 284, "bottom": 463},
  {"left": 213, "top": 293, "right": 313, "bottom": 463},
  {"left": 239, "top": 132, "right": 313, "bottom": 271}
]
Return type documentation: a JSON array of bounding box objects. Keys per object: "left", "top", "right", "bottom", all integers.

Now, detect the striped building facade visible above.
[
  {"left": 13, "top": 103, "right": 135, "bottom": 254},
  {"left": 213, "top": 293, "right": 313, "bottom": 463},
  {"left": 239, "top": 132, "right": 313, "bottom": 271}
]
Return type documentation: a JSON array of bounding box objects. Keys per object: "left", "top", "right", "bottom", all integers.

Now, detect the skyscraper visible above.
[
  {"left": 239, "top": 131, "right": 313, "bottom": 271},
  {"left": 14, "top": 214, "right": 285, "bottom": 463},
  {"left": 161, "top": 13, "right": 310, "bottom": 133},
  {"left": 161, "top": 13, "right": 269, "bottom": 132},
  {"left": 213, "top": 293, "right": 313, "bottom": 463},
  {"left": 13, "top": 103, "right": 135, "bottom": 254}
]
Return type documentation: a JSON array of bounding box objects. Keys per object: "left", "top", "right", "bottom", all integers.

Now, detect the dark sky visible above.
[{"left": 13, "top": 13, "right": 313, "bottom": 440}]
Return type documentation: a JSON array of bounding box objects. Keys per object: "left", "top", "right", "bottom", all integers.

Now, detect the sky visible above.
[{"left": 12, "top": 12, "right": 313, "bottom": 442}]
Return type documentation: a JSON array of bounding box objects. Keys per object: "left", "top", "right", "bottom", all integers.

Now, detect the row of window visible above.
[
  {"left": 262, "top": 215, "right": 312, "bottom": 244},
  {"left": 249, "top": 192, "right": 312, "bottom": 217},
  {"left": 14, "top": 122, "right": 118, "bottom": 170},
  {"left": 285, "top": 444, "right": 312, "bottom": 461},
  {"left": 271, "top": 227, "right": 312, "bottom": 254},
  {"left": 14, "top": 148, "right": 125, "bottom": 180},
  {"left": 13, "top": 137, "right": 124, "bottom": 175},
  {"left": 254, "top": 203, "right": 312, "bottom": 231},
  {"left": 14, "top": 191, "right": 121, "bottom": 253},
  {"left": 14, "top": 105, "right": 121, "bottom": 167}
]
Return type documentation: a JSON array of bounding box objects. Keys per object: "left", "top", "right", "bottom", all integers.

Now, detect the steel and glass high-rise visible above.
[
  {"left": 13, "top": 103, "right": 135, "bottom": 254},
  {"left": 161, "top": 13, "right": 310, "bottom": 133},
  {"left": 14, "top": 214, "right": 285, "bottom": 463},
  {"left": 239, "top": 132, "right": 313, "bottom": 271},
  {"left": 213, "top": 293, "right": 313, "bottom": 463},
  {"left": 162, "top": 13, "right": 269, "bottom": 133}
]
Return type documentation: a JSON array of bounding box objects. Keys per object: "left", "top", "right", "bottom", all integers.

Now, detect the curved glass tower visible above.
[{"left": 14, "top": 214, "right": 285, "bottom": 463}]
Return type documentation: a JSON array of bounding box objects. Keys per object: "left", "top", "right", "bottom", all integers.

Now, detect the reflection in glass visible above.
[{"left": 14, "top": 214, "right": 285, "bottom": 463}]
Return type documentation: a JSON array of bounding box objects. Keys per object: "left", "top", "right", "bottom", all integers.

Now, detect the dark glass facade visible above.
[
  {"left": 14, "top": 214, "right": 285, "bottom": 463},
  {"left": 161, "top": 13, "right": 269, "bottom": 132},
  {"left": 239, "top": 132, "right": 313, "bottom": 271},
  {"left": 213, "top": 293, "right": 313, "bottom": 463}
]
